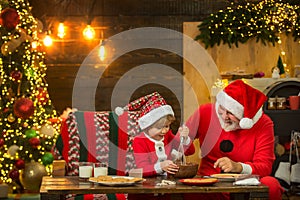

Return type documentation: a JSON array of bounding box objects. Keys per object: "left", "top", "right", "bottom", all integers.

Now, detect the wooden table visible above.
[{"left": 40, "top": 176, "right": 269, "bottom": 200}]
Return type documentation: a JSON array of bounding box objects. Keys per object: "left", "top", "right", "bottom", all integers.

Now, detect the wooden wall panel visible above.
[{"left": 28, "top": 0, "right": 237, "bottom": 132}]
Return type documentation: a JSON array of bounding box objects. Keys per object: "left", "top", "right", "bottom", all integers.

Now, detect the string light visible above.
[
  {"left": 98, "top": 30, "right": 106, "bottom": 61},
  {"left": 98, "top": 40, "right": 105, "bottom": 61},
  {"left": 196, "top": 0, "right": 299, "bottom": 48},
  {"left": 57, "top": 22, "right": 66, "bottom": 39},
  {"left": 83, "top": 25, "right": 95, "bottom": 40},
  {"left": 43, "top": 34, "right": 53, "bottom": 47},
  {"left": 31, "top": 41, "right": 38, "bottom": 49}
]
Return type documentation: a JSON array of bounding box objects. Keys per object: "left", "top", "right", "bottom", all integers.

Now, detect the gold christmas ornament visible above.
[
  {"left": 7, "top": 113, "right": 16, "bottom": 123},
  {"left": 7, "top": 145, "right": 20, "bottom": 157},
  {"left": 22, "top": 122, "right": 29, "bottom": 128},
  {"left": 39, "top": 124, "right": 54, "bottom": 137},
  {"left": 19, "top": 161, "right": 47, "bottom": 192}
]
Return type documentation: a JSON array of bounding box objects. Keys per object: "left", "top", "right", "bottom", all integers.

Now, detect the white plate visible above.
[{"left": 89, "top": 176, "right": 144, "bottom": 186}]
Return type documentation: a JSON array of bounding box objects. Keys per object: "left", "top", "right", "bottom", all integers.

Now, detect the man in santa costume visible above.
[{"left": 184, "top": 80, "right": 284, "bottom": 200}]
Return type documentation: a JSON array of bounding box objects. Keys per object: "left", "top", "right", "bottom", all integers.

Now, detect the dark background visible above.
[{"left": 27, "top": 0, "right": 257, "bottom": 129}]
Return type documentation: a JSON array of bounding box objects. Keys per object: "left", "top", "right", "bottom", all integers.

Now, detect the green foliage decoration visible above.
[{"left": 195, "top": 0, "right": 299, "bottom": 48}]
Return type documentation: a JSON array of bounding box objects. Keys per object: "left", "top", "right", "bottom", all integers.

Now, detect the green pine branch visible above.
[{"left": 196, "top": 0, "right": 299, "bottom": 48}]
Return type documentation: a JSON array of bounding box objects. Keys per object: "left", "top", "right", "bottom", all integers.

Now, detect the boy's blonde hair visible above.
[{"left": 144, "top": 114, "right": 175, "bottom": 131}]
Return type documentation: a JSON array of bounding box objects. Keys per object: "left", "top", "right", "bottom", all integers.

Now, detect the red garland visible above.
[{"left": 0, "top": 8, "right": 20, "bottom": 31}]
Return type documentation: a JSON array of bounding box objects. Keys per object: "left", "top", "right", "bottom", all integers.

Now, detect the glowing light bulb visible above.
[
  {"left": 31, "top": 41, "right": 38, "bottom": 49},
  {"left": 98, "top": 40, "right": 105, "bottom": 61},
  {"left": 57, "top": 22, "right": 65, "bottom": 39},
  {"left": 83, "top": 25, "right": 95, "bottom": 40},
  {"left": 43, "top": 35, "right": 53, "bottom": 47}
]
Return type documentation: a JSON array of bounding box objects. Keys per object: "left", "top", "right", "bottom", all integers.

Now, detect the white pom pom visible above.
[
  {"left": 115, "top": 107, "right": 124, "bottom": 116},
  {"left": 239, "top": 118, "right": 253, "bottom": 129}
]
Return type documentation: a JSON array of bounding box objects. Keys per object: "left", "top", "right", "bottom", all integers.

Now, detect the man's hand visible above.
[{"left": 214, "top": 157, "right": 242, "bottom": 173}]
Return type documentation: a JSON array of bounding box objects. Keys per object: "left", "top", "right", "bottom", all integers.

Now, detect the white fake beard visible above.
[
  {"left": 215, "top": 102, "right": 240, "bottom": 132},
  {"left": 216, "top": 112, "right": 240, "bottom": 132},
  {"left": 219, "top": 118, "right": 240, "bottom": 132}
]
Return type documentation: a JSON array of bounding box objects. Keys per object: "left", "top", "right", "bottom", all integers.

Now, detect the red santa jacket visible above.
[
  {"left": 185, "top": 103, "right": 275, "bottom": 177},
  {"left": 133, "top": 130, "right": 195, "bottom": 177}
]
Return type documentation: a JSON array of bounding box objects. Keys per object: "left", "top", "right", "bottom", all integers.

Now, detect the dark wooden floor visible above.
[
  {"left": 283, "top": 186, "right": 300, "bottom": 200},
  {"left": 283, "top": 194, "right": 300, "bottom": 200}
]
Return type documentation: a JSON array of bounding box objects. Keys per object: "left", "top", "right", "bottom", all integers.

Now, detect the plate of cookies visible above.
[{"left": 89, "top": 176, "right": 144, "bottom": 186}]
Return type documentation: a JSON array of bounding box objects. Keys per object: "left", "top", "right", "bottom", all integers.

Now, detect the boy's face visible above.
[{"left": 147, "top": 118, "right": 171, "bottom": 141}]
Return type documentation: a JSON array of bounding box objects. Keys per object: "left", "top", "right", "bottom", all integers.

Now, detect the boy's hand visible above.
[{"left": 161, "top": 160, "right": 179, "bottom": 174}]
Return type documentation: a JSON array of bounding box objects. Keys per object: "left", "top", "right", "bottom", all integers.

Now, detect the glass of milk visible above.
[
  {"left": 79, "top": 162, "right": 93, "bottom": 180},
  {"left": 94, "top": 163, "right": 108, "bottom": 177}
]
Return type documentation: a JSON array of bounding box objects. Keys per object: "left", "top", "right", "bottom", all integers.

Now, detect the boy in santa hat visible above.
[
  {"left": 116, "top": 92, "right": 195, "bottom": 178},
  {"left": 184, "top": 80, "right": 284, "bottom": 200}
]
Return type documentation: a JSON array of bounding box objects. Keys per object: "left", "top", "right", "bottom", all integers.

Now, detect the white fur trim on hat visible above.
[
  {"left": 239, "top": 107, "right": 263, "bottom": 129},
  {"left": 115, "top": 106, "right": 124, "bottom": 116},
  {"left": 216, "top": 90, "right": 244, "bottom": 119},
  {"left": 138, "top": 105, "right": 174, "bottom": 130}
]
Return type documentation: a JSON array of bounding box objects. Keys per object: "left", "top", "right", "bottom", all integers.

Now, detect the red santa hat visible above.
[
  {"left": 216, "top": 80, "right": 267, "bottom": 129},
  {"left": 115, "top": 92, "right": 174, "bottom": 130}
]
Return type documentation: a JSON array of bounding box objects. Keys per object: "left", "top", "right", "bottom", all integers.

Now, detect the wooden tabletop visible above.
[{"left": 40, "top": 176, "right": 269, "bottom": 200}]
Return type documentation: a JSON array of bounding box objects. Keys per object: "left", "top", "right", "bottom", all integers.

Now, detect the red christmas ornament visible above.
[
  {"left": 10, "top": 70, "right": 22, "bottom": 82},
  {"left": 29, "top": 137, "right": 40, "bottom": 148},
  {"left": 0, "top": 8, "right": 20, "bottom": 31},
  {"left": 9, "top": 169, "right": 19, "bottom": 181},
  {"left": 0, "top": 138, "right": 4, "bottom": 148},
  {"left": 13, "top": 98, "right": 35, "bottom": 119},
  {"left": 15, "top": 159, "right": 25, "bottom": 169},
  {"left": 36, "top": 88, "right": 49, "bottom": 105}
]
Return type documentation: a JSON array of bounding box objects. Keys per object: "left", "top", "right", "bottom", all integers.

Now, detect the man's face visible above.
[{"left": 217, "top": 105, "right": 240, "bottom": 132}]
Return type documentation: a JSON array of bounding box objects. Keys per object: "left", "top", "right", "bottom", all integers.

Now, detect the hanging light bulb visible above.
[
  {"left": 98, "top": 40, "right": 106, "bottom": 61},
  {"left": 57, "top": 22, "right": 66, "bottom": 39},
  {"left": 83, "top": 25, "right": 95, "bottom": 40},
  {"left": 43, "top": 33, "right": 53, "bottom": 47}
]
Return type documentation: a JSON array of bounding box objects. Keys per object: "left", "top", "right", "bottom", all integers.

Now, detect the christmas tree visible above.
[
  {"left": 0, "top": 0, "right": 60, "bottom": 192},
  {"left": 277, "top": 55, "right": 285, "bottom": 75}
]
